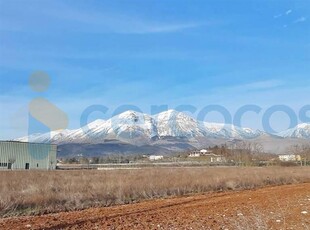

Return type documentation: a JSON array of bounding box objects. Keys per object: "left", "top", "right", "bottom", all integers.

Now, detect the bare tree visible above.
[
  {"left": 300, "top": 144, "right": 310, "bottom": 166},
  {"left": 7, "top": 157, "right": 16, "bottom": 170},
  {"left": 231, "top": 142, "right": 265, "bottom": 166},
  {"left": 288, "top": 144, "right": 310, "bottom": 166}
]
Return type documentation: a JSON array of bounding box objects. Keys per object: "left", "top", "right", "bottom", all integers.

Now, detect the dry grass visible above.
[{"left": 0, "top": 167, "right": 309, "bottom": 217}]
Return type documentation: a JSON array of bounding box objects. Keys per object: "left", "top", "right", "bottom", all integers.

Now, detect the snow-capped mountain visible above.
[
  {"left": 20, "top": 130, "right": 75, "bottom": 143},
  {"left": 14, "top": 110, "right": 271, "bottom": 144},
  {"left": 278, "top": 123, "right": 310, "bottom": 139},
  {"left": 68, "top": 110, "right": 158, "bottom": 144},
  {"left": 154, "top": 110, "right": 207, "bottom": 137},
  {"left": 152, "top": 110, "right": 262, "bottom": 139},
  {"left": 17, "top": 111, "right": 158, "bottom": 145},
  {"left": 203, "top": 122, "right": 263, "bottom": 139}
]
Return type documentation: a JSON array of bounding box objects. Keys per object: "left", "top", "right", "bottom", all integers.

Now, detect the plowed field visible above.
[{"left": 1, "top": 183, "right": 309, "bottom": 230}]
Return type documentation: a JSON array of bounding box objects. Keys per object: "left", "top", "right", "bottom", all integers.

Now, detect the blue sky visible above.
[{"left": 0, "top": 0, "right": 309, "bottom": 139}]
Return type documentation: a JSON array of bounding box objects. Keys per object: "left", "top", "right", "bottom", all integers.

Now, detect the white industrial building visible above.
[
  {"left": 278, "top": 154, "right": 301, "bottom": 162},
  {"left": 148, "top": 155, "right": 164, "bottom": 161},
  {"left": 0, "top": 141, "right": 57, "bottom": 170}
]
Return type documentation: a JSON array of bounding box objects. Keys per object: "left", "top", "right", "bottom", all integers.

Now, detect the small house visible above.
[
  {"left": 149, "top": 155, "right": 164, "bottom": 161},
  {"left": 278, "top": 154, "right": 301, "bottom": 162}
]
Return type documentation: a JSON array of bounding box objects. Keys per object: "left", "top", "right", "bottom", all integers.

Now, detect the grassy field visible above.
[{"left": 0, "top": 166, "right": 309, "bottom": 217}]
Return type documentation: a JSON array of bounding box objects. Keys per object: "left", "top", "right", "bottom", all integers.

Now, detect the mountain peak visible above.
[
  {"left": 14, "top": 111, "right": 310, "bottom": 145},
  {"left": 116, "top": 110, "right": 144, "bottom": 116},
  {"left": 278, "top": 123, "right": 310, "bottom": 139},
  {"left": 112, "top": 111, "right": 151, "bottom": 124},
  {"left": 156, "top": 109, "right": 180, "bottom": 115},
  {"left": 155, "top": 109, "right": 194, "bottom": 119},
  {"left": 296, "top": 123, "right": 310, "bottom": 129}
]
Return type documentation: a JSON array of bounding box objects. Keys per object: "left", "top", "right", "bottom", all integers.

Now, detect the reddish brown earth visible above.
[{"left": 1, "top": 183, "right": 309, "bottom": 230}]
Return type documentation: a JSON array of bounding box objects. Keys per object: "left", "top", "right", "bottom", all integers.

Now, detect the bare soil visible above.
[{"left": 1, "top": 183, "right": 309, "bottom": 230}]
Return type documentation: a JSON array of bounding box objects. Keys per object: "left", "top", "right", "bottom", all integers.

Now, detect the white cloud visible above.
[
  {"left": 214, "top": 80, "right": 285, "bottom": 94},
  {"left": 0, "top": 0, "right": 209, "bottom": 34},
  {"left": 39, "top": 2, "right": 206, "bottom": 34},
  {"left": 127, "top": 23, "right": 202, "bottom": 34},
  {"left": 274, "top": 9, "right": 293, "bottom": 19},
  {"left": 294, "top": 17, "right": 307, "bottom": 23},
  {"left": 285, "top": 9, "right": 292, "bottom": 15},
  {"left": 274, "top": 14, "right": 282, "bottom": 19}
]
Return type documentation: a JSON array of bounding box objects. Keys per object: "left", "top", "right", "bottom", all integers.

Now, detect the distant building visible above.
[
  {"left": 189, "top": 149, "right": 212, "bottom": 157},
  {"left": 0, "top": 141, "right": 57, "bottom": 170},
  {"left": 188, "top": 149, "right": 226, "bottom": 163},
  {"left": 149, "top": 155, "right": 164, "bottom": 161},
  {"left": 204, "top": 153, "right": 226, "bottom": 163},
  {"left": 278, "top": 154, "right": 301, "bottom": 162},
  {"left": 188, "top": 152, "right": 201, "bottom": 157}
]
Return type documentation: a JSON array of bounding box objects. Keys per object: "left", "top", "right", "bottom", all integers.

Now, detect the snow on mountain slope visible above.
[
  {"left": 16, "top": 129, "right": 75, "bottom": 143},
  {"left": 154, "top": 110, "right": 261, "bottom": 139},
  {"left": 154, "top": 110, "right": 206, "bottom": 137},
  {"left": 14, "top": 110, "right": 269, "bottom": 144},
  {"left": 17, "top": 111, "right": 158, "bottom": 144},
  {"left": 203, "top": 122, "right": 262, "bottom": 139},
  {"left": 104, "top": 111, "right": 158, "bottom": 145},
  {"left": 278, "top": 123, "right": 310, "bottom": 139}
]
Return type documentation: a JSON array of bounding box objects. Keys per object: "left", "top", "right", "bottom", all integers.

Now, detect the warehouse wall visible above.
[{"left": 0, "top": 141, "right": 57, "bottom": 170}]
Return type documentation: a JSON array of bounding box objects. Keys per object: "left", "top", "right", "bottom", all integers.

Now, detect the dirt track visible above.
[{"left": 1, "top": 183, "right": 309, "bottom": 230}]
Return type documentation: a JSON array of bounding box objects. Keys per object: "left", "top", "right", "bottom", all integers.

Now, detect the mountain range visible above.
[{"left": 15, "top": 110, "right": 310, "bottom": 157}]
